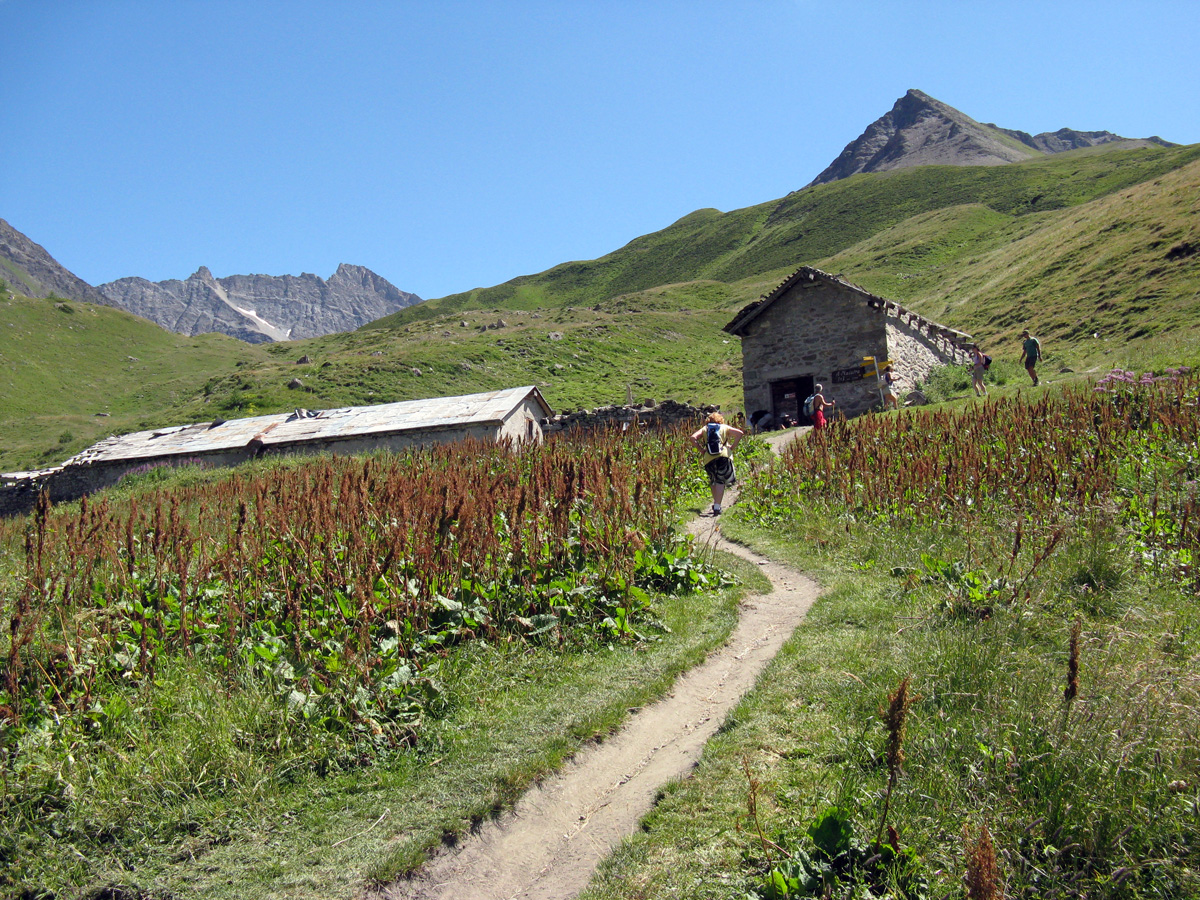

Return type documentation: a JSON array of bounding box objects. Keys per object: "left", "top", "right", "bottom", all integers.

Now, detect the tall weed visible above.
[{"left": 733, "top": 368, "right": 1200, "bottom": 898}]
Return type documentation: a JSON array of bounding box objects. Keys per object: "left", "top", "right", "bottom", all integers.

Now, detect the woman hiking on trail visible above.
[
  {"left": 692, "top": 412, "right": 744, "bottom": 517},
  {"left": 811, "top": 384, "right": 835, "bottom": 430},
  {"left": 970, "top": 345, "right": 989, "bottom": 396}
]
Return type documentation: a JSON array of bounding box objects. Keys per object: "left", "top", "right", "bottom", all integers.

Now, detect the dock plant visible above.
[
  {"left": 723, "top": 367, "right": 1200, "bottom": 899},
  {"left": 0, "top": 424, "right": 727, "bottom": 890}
]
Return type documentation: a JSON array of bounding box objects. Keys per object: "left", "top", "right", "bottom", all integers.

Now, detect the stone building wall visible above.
[
  {"left": 0, "top": 473, "right": 50, "bottom": 517},
  {"left": 883, "top": 319, "right": 964, "bottom": 395},
  {"left": 266, "top": 424, "right": 504, "bottom": 459},
  {"left": 739, "top": 281, "right": 886, "bottom": 419}
]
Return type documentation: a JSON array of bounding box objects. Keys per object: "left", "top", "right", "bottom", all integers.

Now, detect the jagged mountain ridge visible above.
[
  {"left": 98, "top": 264, "right": 422, "bottom": 343},
  {"left": 0, "top": 218, "right": 111, "bottom": 305},
  {"left": 0, "top": 217, "right": 422, "bottom": 343},
  {"left": 808, "top": 89, "right": 1173, "bottom": 186}
]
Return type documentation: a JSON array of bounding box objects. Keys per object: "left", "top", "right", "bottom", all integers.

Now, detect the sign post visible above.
[{"left": 862, "top": 356, "right": 891, "bottom": 408}]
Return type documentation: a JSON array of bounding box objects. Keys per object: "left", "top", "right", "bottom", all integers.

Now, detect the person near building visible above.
[
  {"left": 812, "top": 384, "right": 835, "bottom": 430},
  {"left": 1020, "top": 329, "right": 1041, "bottom": 386},
  {"left": 882, "top": 364, "right": 900, "bottom": 410},
  {"left": 970, "top": 345, "right": 989, "bottom": 397},
  {"left": 691, "top": 412, "right": 744, "bottom": 516}
]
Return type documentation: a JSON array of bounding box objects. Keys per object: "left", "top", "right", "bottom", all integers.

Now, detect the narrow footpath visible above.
[{"left": 373, "top": 430, "right": 816, "bottom": 900}]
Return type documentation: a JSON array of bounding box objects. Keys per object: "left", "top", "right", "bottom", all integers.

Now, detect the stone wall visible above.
[
  {"left": 544, "top": 399, "right": 718, "bottom": 435},
  {"left": 0, "top": 472, "right": 50, "bottom": 517},
  {"left": 739, "top": 280, "right": 886, "bottom": 419},
  {"left": 883, "top": 318, "right": 967, "bottom": 395}
]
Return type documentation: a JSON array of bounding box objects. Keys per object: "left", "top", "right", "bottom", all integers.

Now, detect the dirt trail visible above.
[{"left": 373, "top": 430, "right": 815, "bottom": 900}]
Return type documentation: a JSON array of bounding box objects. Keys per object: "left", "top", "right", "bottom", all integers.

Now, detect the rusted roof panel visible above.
[{"left": 66, "top": 386, "right": 552, "bottom": 466}]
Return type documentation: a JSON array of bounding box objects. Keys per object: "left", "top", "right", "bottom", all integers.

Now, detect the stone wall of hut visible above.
[{"left": 738, "top": 280, "right": 886, "bottom": 420}]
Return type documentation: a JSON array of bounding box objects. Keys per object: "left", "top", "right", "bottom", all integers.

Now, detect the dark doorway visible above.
[{"left": 770, "top": 375, "right": 816, "bottom": 426}]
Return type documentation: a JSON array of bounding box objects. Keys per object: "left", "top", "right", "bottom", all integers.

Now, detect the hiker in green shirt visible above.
[{"left": 1020, "top": 329, "right": 1041, "bottom": 386}]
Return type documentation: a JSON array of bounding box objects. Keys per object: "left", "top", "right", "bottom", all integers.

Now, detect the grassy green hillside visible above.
[
  {"left": 0, "top": 291, "right": 265, "bottom": 471},
  {"left": 374, "top": 142, "right": 1200, "bottom": 320},
  {"left": 823, "top": 155, "right": 1200, "bottom": 366},
  {"left": 0, "top": 281, "right": 757, "bottom": 472},
  {"left": 3, "top": 141, "right": 1199, "bottom": 472}
]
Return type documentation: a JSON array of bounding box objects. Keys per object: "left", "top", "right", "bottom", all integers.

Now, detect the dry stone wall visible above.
[
  {"left": 544, "top": 399, "right": 718, "bottom": 435},
  {"left": 883, "top": 319, "right": 967, "bottom": 395}
]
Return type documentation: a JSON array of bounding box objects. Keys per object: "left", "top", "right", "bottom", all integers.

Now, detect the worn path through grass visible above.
[{"left": 371, "top": 431, "right": 816, "bottom": 900}]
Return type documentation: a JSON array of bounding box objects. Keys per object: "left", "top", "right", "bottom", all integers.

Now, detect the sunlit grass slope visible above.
[
  {"left": 824, "top": 156, "right": 1200, "bottom": 369},
  {"left": 0, "top": 292, "right": 264, "bottom": 471},
  {"left": 3, "top": 142, "right": 1199, "bottom": 471},
  {"left": 373, "top": 143, "right": 1200, "bottom": 322},
  {"left": 0, "top": 280, "right": 761, "bottom": 471}
]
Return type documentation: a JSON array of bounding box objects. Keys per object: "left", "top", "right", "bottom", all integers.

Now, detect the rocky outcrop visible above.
[
  {"left": 994, "top": 126, "right": 1172, "bottom": 155},
  {"left": 808, "top": 89, "right": 1172, "bottom": 187},
  {"left": 0, "top": 218, "right": 110, "bottom": 304},
  {"left": 99, "top": 263, "right": 422, "bottom": 343}
]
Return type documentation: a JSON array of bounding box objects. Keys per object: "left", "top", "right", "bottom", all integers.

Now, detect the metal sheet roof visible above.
[{"left": 65, "top": 385, "right": 553, "bottom": 466}]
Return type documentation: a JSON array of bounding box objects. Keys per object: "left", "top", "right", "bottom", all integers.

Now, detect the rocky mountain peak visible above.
[
  {"left": 98, "top": 264, "right": 422, "bottom": 343},
  {"left": 0, "top": 218, "right": 110, "bottom": 304},
  {"left": 0, "top": 218, "right": 424, "bottom": 343},
  {"left": 807, "top": 89, "right": 1172, "bottom": 187}
]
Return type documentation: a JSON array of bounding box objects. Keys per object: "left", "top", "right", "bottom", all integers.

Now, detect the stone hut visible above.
[
  {"left": 1, "top": 386, "right": 552, "bottom": 516},
  {"left": 723, "top": 266, "right": 974, "bottom": 424}
]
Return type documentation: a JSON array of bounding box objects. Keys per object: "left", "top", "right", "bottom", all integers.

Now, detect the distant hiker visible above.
[
  {"left": 882, "top": 364, "right": 900, "bottom": 410},
  {"left": 1020, "top": 329, "right": 1041, "bottom": 386},
  {"left": 811, "top": 384, "right": 835, "bottom": 430},
  {"left": 970, "top": 345, "right": 989, "bottom": 397},
  {"left": 692, "top": 412, "right": 744, "bottom": 516},
  {"left": 750, "top": 410, "right": 774, "bottom": 433}
]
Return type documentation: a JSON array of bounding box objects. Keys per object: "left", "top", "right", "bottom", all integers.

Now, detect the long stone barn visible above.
[
  {"left": 723, "top": 266, "right": 975, "bottom": 424},
  {"left": 1, "top": 385, "right": 553, "bottom": 516}
]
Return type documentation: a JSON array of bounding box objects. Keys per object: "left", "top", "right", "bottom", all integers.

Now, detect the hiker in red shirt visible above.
[{"left": 812, "top": 384, "right": 835, "bottom": 429}]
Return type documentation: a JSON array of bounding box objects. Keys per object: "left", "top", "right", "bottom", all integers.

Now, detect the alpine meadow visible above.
[{"left": 2, "top": 124, "right": 1200, "bottom": 899}]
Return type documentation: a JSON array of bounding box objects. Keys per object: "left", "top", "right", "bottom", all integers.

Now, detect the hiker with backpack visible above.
[
  {"left": 1020, "top": 329, "right": 1041, "bottom": 386},
  {"left": 882, "top": 364, "right": 900, "bottom": 410},
  {"left": 691, "top": 412, "right": 744, "bottom": 516},
  {"left": 808, "top": 384, "right": 835, "bottom": 430},
  {"left": 970, "top": 345, "right": 990, "bottom": 396}
]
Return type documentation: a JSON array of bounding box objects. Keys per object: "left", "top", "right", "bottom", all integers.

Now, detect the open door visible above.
[{"left": 770, "top": 375, "right": 816, "bottom": 426}]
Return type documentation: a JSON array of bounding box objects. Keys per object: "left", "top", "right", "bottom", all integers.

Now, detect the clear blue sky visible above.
[{"left": 2, "top": 1, "right": 1197, "bottom": 301}]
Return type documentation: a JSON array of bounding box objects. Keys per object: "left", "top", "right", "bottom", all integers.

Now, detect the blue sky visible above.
[{"left": 2, "top": 1, "right": 1197, "bottom": 300}]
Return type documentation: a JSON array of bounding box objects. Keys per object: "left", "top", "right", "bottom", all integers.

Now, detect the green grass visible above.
[
  {"left": 585, "top": 515, "right": 1200, "bottom": 899},
  {"left": 580, "top": 378, "right": 1200, "bottom": 900},
  {"left": 1, "top": 536, "right": 760, "bottom": 899},
  {"left": 0, "top": 290, "right": 265, "bottom": 471},
  {"left": 5, "top": 141, "right": 1200, "bottom": 898},
  {"left": 827, "top": 156, "right": 1200, "bottom": 367}
]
